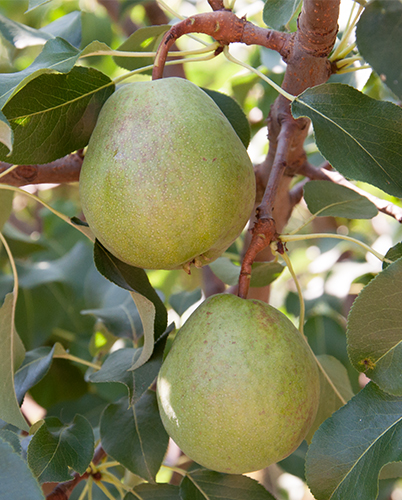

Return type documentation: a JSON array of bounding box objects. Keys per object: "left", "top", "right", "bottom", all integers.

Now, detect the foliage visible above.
[{"left": 0, "top": 0, "right": 401, "bottom": 499}]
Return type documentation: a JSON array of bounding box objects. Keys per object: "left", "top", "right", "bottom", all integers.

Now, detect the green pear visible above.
[
  {"left": 157, "top": 293, "right": 320, "bottom": 474},
  {"left": 79, "top": 78, "right": 255, "bottom": 271}
]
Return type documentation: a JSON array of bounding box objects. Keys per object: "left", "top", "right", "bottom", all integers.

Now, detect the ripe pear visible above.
[
  {"left": 157, "top": 293, "right": 320, "bottom": 474},
  {"left": 79, "top": 78, "right": 255, "bottom": 271}
]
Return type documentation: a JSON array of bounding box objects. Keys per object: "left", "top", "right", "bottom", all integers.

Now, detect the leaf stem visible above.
[
  {"left": 54, "top": 352, "right": 101, "bottom": 371},
  {"left": 223, "top": 47, "right": 295, "bottom": 102},
  {"left": 94, "top": 479, "right": 118, "bottom": 500},
  {"left": 0, "top": 164, "right": 19, "bottom": 180},
  {"left": 280, "top": 232, "right": 392, "bottom": 264},
  {"left": 0, "top": 184, "right": 94, "bottom": 242},
  {"left": 274, "top": 244, "right": 305, "bottom": 335},
  {"left": 82, "top": 43, "right": 219, "bottom": 59}
]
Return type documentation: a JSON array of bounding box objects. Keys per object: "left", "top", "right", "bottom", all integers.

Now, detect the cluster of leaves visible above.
[{"left": 0, "top": 0, "right": 402, "bottom": 499}]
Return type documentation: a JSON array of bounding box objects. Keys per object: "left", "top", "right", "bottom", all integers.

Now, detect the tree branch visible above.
[
  {"left": 152, "top": 11, "right": 291, "bottom": 80},
  {"left": 0, "top": 152, "right": 83, "bottom": 187}
]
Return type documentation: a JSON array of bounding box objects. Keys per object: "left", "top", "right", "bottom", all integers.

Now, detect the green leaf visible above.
[
  {"left": 169, "top": 288, "right": 202, "bottom": 317},
  {"left": 27, "top": 415, "right": 94, "bottom": 483},
  {"left": 0, "top": 437, "right": 45, "bottom": 500},
  {"left": 0, "top": 109, "right": 12, "bottom": 153},
  {"left": 209, "top": 257, "right": 284, "bottom": 287},
  {"left": 0, "top": 429, "right": 21, "bottom": 454},
  {"left": 383, "top": 242, "right": 402, "bottom": 269},
  {"left": 0, "top": 37, "right": 80, "bottom": 110},
  {"left": 14, "top": 346, "right": 55, "bottom": 405},
  {"left": 94, "top": 241, "right": 168, "bottom": 369},
  {"left": 356, "top": 0, "right": 402, "bottom": 100},
  {"left": 26, "top": 0, "right": 53, "bottom": 12},
  {"left": 0, "top": 190, "right": 13, "bottom": 232},
  {"left": 305, "top": 354, "right": 354, "bottom": 443},
  {"left": 89, "top": 328, "right": 171, "bottom": 404},
  {"left": 0, "top": 294, "right": 28, "bottom": 431},
  {"left": 263, "top": 0, "right": 302, "bottom": 30},
  {"left": 125, "top": 484, "right": 180, "bottom": 499},
  {"left": 100, "top": 391, "right": 169, "bottom": 483},
  {"left": 180, "top": 469, "right": 277, "bottom": 499},
  {"left": 347, "top": 257, "right": 402, "bottom": 396},
  {"left": 304, "top": 181, "right": 378, "bottom": 219},
  {"left": 291, "top": 83, "right": 402, "bottom": 198},
  {"left": 113, "top": 25, "right": 170, "bottom": 73},
  {"left": 305, "top": 382, "right": 402, "bottom": 500},
  {"left": 202, "top": 88, "right": 251, "bottom": 148},
  {"left": 0, "top": 66, "right": 114, "bottom": 164},
  {"left": 0, "top": 11, "right": 81, "bottom": 49}
]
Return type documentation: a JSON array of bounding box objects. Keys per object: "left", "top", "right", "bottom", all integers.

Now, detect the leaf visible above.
[
  {"left": 0, "top": 11, "right": 81, "bottom": 49},
  {"left": 347, "top": 257, "right": 402, "bottom": 396},
  {"left": 180, "top": 469, "right": 277, "bottom": 500},
  {"left": 125, "top": 484, "right": 180, "bottom": 500},
  {"left": 113, "top": 25, "right": 170, "bottom": 73},
  {"left": 263, "top": 0, "right": 302, "bottom": 30},
  {"left": 26, "top": 0, "right": 53, "bottom": 12},
  {"left": 291, "top": 83, "right": 402, "bottom": 198},
  {"left": 0, "top": 294, "right": 28, "bottom": 431},
  {"left": 89, "top": 328, "right": 171, "bottom": 404},
  {"left": 94, "top": 241, "right": 168, "bottom": 369},
  {"left": 383, "top": 242, "right": 402, "bottom": 269},
  {"left": 202, "top": 88, "right": 251, "bottom": 148},
  {"left": 14, "top": 346, "right": 55, "bottom": 405},
  {"left": 303, "top": 181, "right": 378, "bottom": 219},
  {"left": 0, "top": 65, "right": 114, "bottom": 164},
  {"left": 0, "top": 429, "right": 21, "bottom": 454},
  {"left": 305, "top": 354, "right": 354, "bottom": 443},
  {"left": 0, "top": 109, "right": 12, "bottom": 152},
  {"left": 0, "top": 37, "right": 80, "bottom": 110},
  {"left": 27, "top": 415, "right": 94, "bottom": 483},
  {"left": 305, "top": 382, "right": 402, "bottom": 500},
  {"left": 0, "top": 190, "right": 13, "bottom": 232},
  {"left": 169, "top": 288, "right": 202, "bottom": 317},
  {"left": 356, "top": 0, "right": 402, "bottom": 100},
  {"left": 0, "top": 436, "right": 45, "bottom": 500},
  {"left": 100, "top": 391, "right": 169, "bottom": 483},
  {"left": 209, "top": 257, "right": 284, "bottom": 287}
]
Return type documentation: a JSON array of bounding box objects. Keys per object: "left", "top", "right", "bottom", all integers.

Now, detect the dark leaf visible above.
[
  {"left": 383, "top": 242, "right": 402, "bottom": 269},
  {"left": 0, "top": 66, "right": 114, "bottom": 164},
  {"left": 27, "top": 415, "right": 94, "bottom": 483},
  {"left": 169, "top": 288, "right": 202, "bottom": 317},
  {"left": 306, "top": 382, "right": 402, "bottom": 500},
  {"left": 125, "top": 483, "right": 180, "bottom": 499},
  {"left": 0, "top": 437, "right": 44, "bottom": 500},
  {"left": 180, "top": 469, "right": 277, "bottom": 499},
  {"left": 209, "top": 257, "right": 284, "bottom": 287},
  {"left": 304, "top": 181, "right": 378, "bottom": 219},
  {"left": 347, "top": 258, "right": 402, "bottom": 396},
  {"left": 0, "top": 190, "right": 13, "bottom": 231},
  {"left": 291, "top": 83, "right": 402, "bottom": 197},
  {"left": 100, "top": 391, "right": 169, "bottom": 483},
  {"left": 202, "top": 88, "right": 251, "bottom": 148},
  {"left": 356, "top": 0, "right": 402, "bottom": 99}
]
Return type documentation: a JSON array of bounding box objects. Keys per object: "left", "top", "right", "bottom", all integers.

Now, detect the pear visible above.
[
  {"left": 79, "top": 78, "right": 255, "bottom": 271},
  {"left": 157, "top": 293, "right": 320, "bottom": 474}
]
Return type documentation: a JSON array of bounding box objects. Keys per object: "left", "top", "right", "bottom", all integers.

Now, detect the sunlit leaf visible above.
[
  {"left": 0, "top": 66, "right": 114, "bottom": 164},
  {"left": 306, "top": 382, "right": 402, "bottom": 500},
  {"left": 291, "top": 83, "right": 402, "bottom": 197},
  {"left": 0, "top": 294, "right": 28, "bottom": 431},
  {"left": 356, "top": 0, "right": 402, "bottom": 99},
  {"left": 113, "top": 25, "right": 170, "bottom": 73},
  {"left": 180, "top": 469, "right": 277, "bottom": 500},
  {"left": 100, "top": 391, "right": 169, "bottom": 483},
  {"left": 26, "top": 0, "right": 53, "bottom": 12},
  {"left": 27, "top": 415, "right": 94, "bottom": 483},
  {"left": 0, "top": 437, "right": 44, "bottom": 500},
  {"left": 347, "top": 258, "right": 402, "bottom": 396},
  {"left": 304, "top": 181, "right": 378, "bottom": 219}
]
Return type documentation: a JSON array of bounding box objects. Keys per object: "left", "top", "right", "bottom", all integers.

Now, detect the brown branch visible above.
[
  {"left": 0, "top": 152, "right": 83, "bottom": 187},
  {"left": 301, "top": 161, "right": 402, "bottom": 223},
  {"left": 152, "top": 11, "right": 291, "bottom": 80},
  {"left": 46, "top": 445, "right": 107, "bottom": 500},
  {"left": 208, "top": 0, "right": 227, "bottom": 11}
]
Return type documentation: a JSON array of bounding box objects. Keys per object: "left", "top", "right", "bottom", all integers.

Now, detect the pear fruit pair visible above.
[
  {"left": 79, "top": 77, "right": 255, "bottom": 271},
  {"left": 157, "top": 293, "right": 320, "bottom": 474}
]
